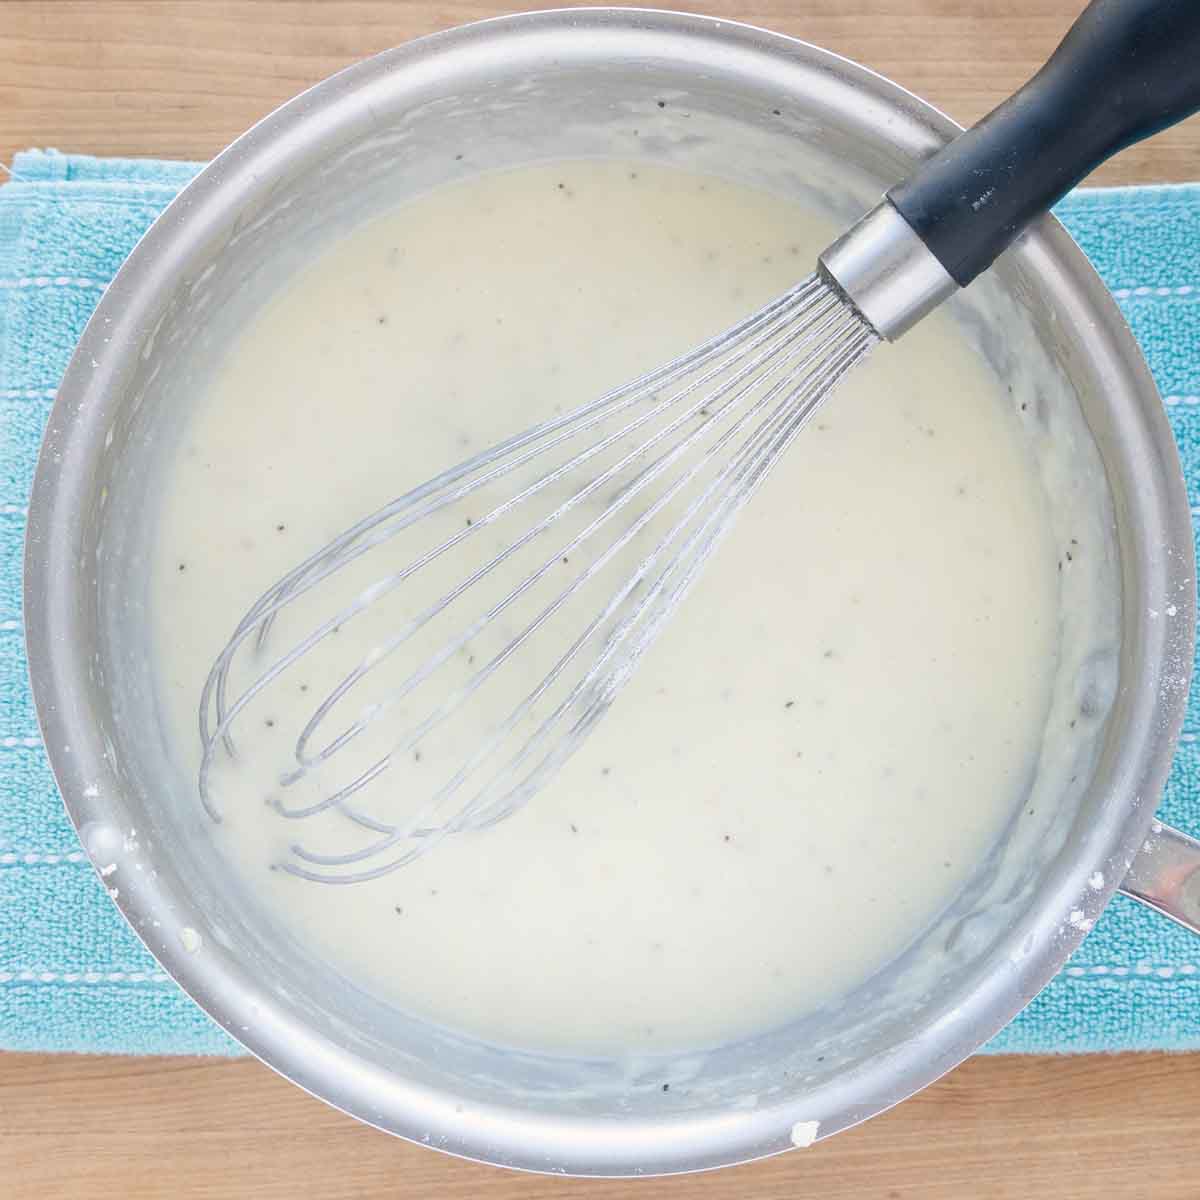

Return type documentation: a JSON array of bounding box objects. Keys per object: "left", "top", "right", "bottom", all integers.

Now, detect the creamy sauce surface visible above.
[{"left": 150, "top": 161, "right": 1061, "bottom": 1054}]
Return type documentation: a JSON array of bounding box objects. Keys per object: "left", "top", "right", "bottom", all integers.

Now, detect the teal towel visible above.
[{"left": 1, "top": 149, "right": 1197, "bottom": 1056}]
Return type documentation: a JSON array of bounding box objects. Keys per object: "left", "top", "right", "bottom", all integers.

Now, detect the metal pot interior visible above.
[{"left": 27, "top": 10, "right": 1192, "bottom": 1176}]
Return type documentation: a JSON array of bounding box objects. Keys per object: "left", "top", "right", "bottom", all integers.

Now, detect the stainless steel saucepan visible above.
[{"left": 23, "top": 8, "right": 1200, "bottom": 1176}]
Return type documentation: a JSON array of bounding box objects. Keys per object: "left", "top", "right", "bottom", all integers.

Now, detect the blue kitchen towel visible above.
[{"left": 1, "top": 150, "right": 1199, "bottom": 1056}]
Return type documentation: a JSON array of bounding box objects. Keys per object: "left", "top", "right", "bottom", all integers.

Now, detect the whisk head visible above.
[{"left": 197, "top": 272, "right": 876, "bottom": 882}]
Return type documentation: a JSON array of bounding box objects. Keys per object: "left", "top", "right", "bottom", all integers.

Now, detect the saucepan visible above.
[{"left": 23, "top": 8, "right": 1200, "bottom": 1176}]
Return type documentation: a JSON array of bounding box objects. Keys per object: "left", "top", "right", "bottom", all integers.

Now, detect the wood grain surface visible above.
[
  {"left": 3, "top": 1050, "right": 1200, "bottom": 1198},
  {"left": 2, "top": 2, "right": 1198, "bottom": 1197},
  {"left": 3, "top": 0, "right": 1200, "bottom": 181}
]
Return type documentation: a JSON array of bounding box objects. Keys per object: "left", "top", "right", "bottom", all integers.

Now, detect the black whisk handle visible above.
[{"left": 888, "top": 0, "right": 1200, "bottom": 288}]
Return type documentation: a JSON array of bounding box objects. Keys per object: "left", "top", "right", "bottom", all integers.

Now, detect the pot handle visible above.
[{"left": 1118, "top": 822, "right": 1200, "bottom": 936}]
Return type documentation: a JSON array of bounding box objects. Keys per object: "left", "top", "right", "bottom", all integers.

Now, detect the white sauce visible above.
[{"left": 150, "top": 161, "right": 1062, "bottom": 1055}]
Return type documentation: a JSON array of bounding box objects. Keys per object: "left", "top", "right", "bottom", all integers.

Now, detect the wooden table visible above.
[{"left": 1, "top": 3, "right": 1198, "bottom": 1196}]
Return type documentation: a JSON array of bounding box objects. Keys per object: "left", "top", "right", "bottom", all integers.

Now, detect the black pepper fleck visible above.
[
  {"left": 178, "top": 562, "right": 186, "bottom": 572},
  {"left": 662, "top": 1083, "right": 670, "bottom": 1092},
  {"left": 785, "top": 699, "right": 795, "bottom": 709},
  {"left": 656, "top": 100, "right": 666, "bottom": 108}
]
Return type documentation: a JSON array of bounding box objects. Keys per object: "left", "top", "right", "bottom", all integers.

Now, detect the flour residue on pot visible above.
[{"left": 148, "top": 160, "right": 1067, "bottom": 1055}]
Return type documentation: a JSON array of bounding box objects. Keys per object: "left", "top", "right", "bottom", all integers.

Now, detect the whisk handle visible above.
[{"left": 888, "top": 0, "right": 1200, "bottom": 288}]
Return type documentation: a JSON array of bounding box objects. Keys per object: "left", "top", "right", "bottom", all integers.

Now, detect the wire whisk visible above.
[{"left": 198, "top": 274, "right": 874, "bottom": 881}]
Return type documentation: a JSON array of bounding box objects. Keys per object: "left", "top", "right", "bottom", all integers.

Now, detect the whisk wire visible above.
[
  {"left": 197, "top": 277, "right": 827, "bottom": 809},
  {"left": 199, "top": 274, "right": 876, "bottom": 879}
]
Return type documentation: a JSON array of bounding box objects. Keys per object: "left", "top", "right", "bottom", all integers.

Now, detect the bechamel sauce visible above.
[{"left": 150, "top": 161, "right": 1062, "bottom": 1055}]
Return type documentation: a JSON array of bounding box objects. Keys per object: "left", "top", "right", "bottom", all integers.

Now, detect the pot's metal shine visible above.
[{"left": 23, "top": 9, "right": 1198, "bottom": 1176}]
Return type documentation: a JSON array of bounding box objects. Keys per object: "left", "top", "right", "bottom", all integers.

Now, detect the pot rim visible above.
[{"left": 22, "top": 6, "right": 1195, "bottom": 1176}]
